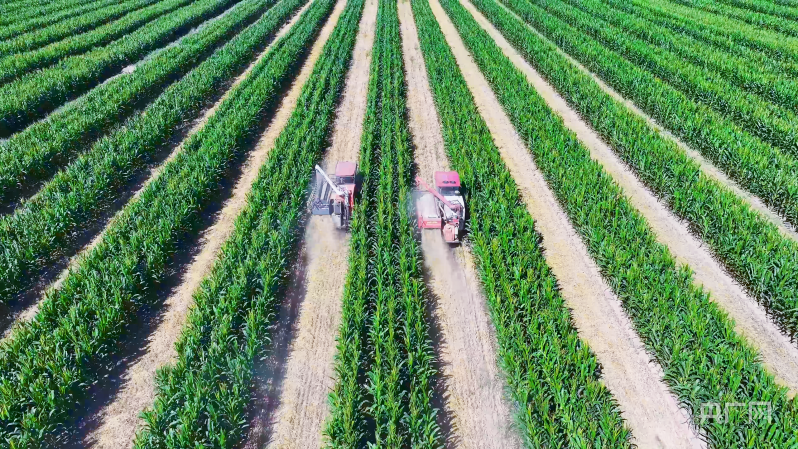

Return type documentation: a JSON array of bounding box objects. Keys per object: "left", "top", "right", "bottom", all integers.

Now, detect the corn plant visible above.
[
  {"left": 667, "top": 0, "right": 798, "bottom": 37},
  {"left": 0, "top": 0, "right": 333, "bottom": 444},
  {"left": 0, "top": 0, "right": 305, "bottom": 307},
  {"left": 0, "top": 0, "right": 241, "bottom": 136},
  {"left": 528, "top": 0, "right": 798, "bottom": 158},
  {"left": 500, "top": 0, "right": 798, "bottom": 230},
  {"left": 441, "top": 0, "right": 798, "bottom": 444},
  {"left": 0, "top": 0, "right": 194, "bottom": 84},
  {"left": 475, "top": 0, "right": 798, "bottom": 342},
  {"left": 631, "top": 0, "right": 798, "bottom": 65},
  {"left": 694, "top": 0, "right": 798, "bottom": 18},
  {"left": 603, "top": 0, "right": 798, "bottom": 77},
  {"left": 557, "top": 0, "right": 798, "bottom": 113},
  {"left": 0, "top": 0, "right": 121, "bottom": 39},
  {"left": 324, "top": 0, "right": 442, "bottom": 446},
  {"left": 0, "top": 0, "right": 163, "bottom": 58},
  {"left": 0, "top": 0, "right": 110, "bottom": 25},
  {"left": 0, "top": 0, "right": 273, "bottom": 209},
  {"left": 409, "top": 0, "right": 631, "bottom": 446},
  {"left": 134, "top": 0, "right": 367, "bottom": 446}
]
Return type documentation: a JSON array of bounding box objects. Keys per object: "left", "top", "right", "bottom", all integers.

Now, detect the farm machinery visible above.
[
  {"left": 310, "top": 162, "right": 357, "bottom": 229},
  {"left": 415, "top": 171, "right": 466, "bottom": 244}
]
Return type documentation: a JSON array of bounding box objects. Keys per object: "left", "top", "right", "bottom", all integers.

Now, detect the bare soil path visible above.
[
  {"left": 243, "top": 0, "right": 377, "bottom": 446},
  {"left": 494, "top": 1, "right": 798, "bottom": 242},
  {"left": 427, "top": 0, "right": 706, "bottom": 447},
  {"left": 398, "top": 2, "right": 519, "bottom": 448},
  {"left": 460, "top": 0, "right": 798, "bottom": 398},
  {"left": 81, "top": 2, "right": 340, "bottom": 447}
]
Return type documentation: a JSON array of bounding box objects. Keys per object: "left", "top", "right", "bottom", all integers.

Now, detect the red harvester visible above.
[
  {"left": 310, "top": 162, "right": 357, "bottom": 229},
  {"left": 415, "top": 171, "right": 466, "bottom": 244}
]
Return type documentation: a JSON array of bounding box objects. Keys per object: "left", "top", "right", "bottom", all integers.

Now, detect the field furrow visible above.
[
  {"left": 0, "top": 0, "right": 279, "bottom": 212},
  {"left": 0, "top": 0, "right": 334, "bottom": 443},
  {"left": 437, "top": 0, "right": 798, "bottom": 444}
]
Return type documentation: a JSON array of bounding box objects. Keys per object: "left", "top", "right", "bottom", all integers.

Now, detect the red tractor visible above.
[
  {"left": 310, "top": 162, "right": 357, "bottom": 229},
  {"left": 415, "top": 171, "right": 466, "bottom": 244}
]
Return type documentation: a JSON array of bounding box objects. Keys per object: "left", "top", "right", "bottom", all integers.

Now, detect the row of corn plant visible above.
[
  {"left": 603, "top": 0, "right": 798, "bottom": 77},
  {"left": 132, "top": 0, "right": 364, "bottom": 446},
  {"left": 406, "top": 0, "right": 632, "bottom": 446},
  {"left": 555, "top": 0, "right": 798, "bottom": 118},
  {"left": 324, "top": 0, "right": 441, "bottom": 446},
  {"left": 0, "top": 0, "right": 193, "bottom": 84},
  {"left": 0, "top": 0, "right": 121, "bottom": 39},
  {"left": 0, "top": 0, "right": 242, "bottom": 136},
  {"left": 441, "top": 0, "right": 798, "bottom": 445},
  {"left": 529, "top": 0, "right": 798, "bottom": 158},
  {"left": 0, "top": 0, "right": 333, "bottom": 444},
  {"left": 0, "top": 0, "right": 305, "bottom": 306},
  {"left": 699, "top": 0, "right": 798, "bottom": 17},
  {"left": 0, "top": 0, "right": 274, "bottom": 210},
  {"left": 633, "top": 0, "right": 798, "bottom": 65},
  {"left": 474, "top": 0, "right": 798, "bottom": 352},
  {"left": 499, "top": 0, "right": 798, "bottom": 232},
  {"left": 0, "top": 0, "right": 107, "bottom": 24},
  {"left": 0, "top": 0, "right": 164, "bottom": 57},
  {"left": 667, "top": 0, "right": 798, "bottom": 37}
]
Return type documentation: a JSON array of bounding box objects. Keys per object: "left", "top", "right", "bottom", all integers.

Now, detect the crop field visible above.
[{"left": 1, "top": 0, "right": 798, "bottom": 447}]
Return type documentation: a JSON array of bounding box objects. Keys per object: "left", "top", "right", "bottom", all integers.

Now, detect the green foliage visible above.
[
  {"left": 555, "top": 0, "right": 798, "bottom": 114},
  {"left": 324, "top": 0, "right": 441, "bottom": 446},
  {"left": 0, "top": 0, "right": 193, "bottom": 84},
  {"left": 529, "top": 0, "right": 798, "bottom": 158},
  {"left": 475, "top": 0, "right": 798, "bottom": 342},
  {"left": 0, "top": 0, "right": 334, "bottom": 445},
  {"left": 0, "top": 0, "right": 164, "bottom": 58},
  {"left": 0, "top": 0, "right": 121, "bottom": 39},
  {"left": 602, "top": 0, "right": 798, "bottom": 78},
  {"left": 133, "top": 0, "right": 366, "bottom": 445},
  {"left": 0, "top": 0, "right": 273, "bottom": 208},
  {"left": 629, "top": 0, "right": 798, "bottom": 65},
  {"left": 0, "top": 0, "right": 240, "bottom": 136},
  {"left": 0, "top": 0, "right": 112, "bottom": 27},
  {"left": 667, "top": 0, "right": 798, "bottom": 37},
  {"left": 409, "top": 0, "right": 631, "bottom": 446},
  {"left": 500, "top": 0, "right": 798, "bottom": 231},
  {"left": 445, "top": 0, "right": 798, "bottom": 445}
]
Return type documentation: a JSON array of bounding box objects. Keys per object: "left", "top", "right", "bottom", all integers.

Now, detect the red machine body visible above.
[
  {"left": 310, "top": 162, "right": 357, "bottom": 228},
  {"left": 415, "top": 171, "right": 466, "bottom": 244}
]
